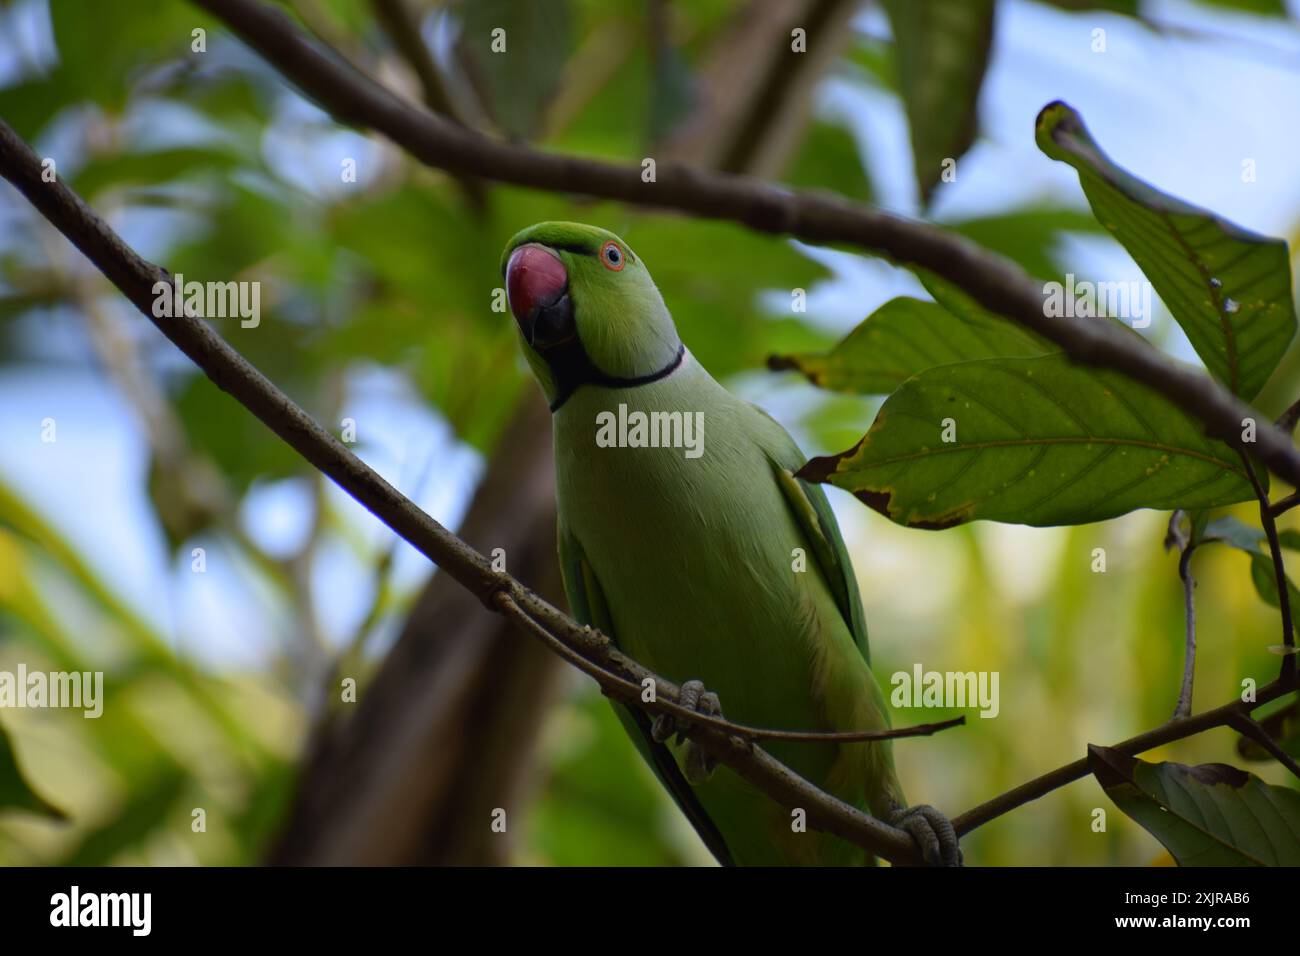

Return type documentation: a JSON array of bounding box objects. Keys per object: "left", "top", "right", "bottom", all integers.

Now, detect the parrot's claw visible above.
[
  {"left": 651, "top": 679, "right": 722, "bottom": 783},
  {"left": 651, "top": 679, "right": 720, "bottom": 743},
  {"left": 889, "top": 803, "right": 963, "bottom": 867}
]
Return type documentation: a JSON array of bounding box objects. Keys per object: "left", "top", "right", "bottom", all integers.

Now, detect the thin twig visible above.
[
  {"left": 1226, "top": 712, "right": 1300, "bottom": 782},
  {"left": 496, "top": 593, "right": 962, "bottom": 744},
  {"left": 1269, "top": 490, "right": 1300, "bottom": 518},
  {"left": 335, "top": 438, "right": 441, "bottom": 668},
  {"left": 1164, "top": 511, "right": 1198, "bottom": 719},
  {"left": 1163, "top": 508, "right": 1188, "bottom": 552},
  {"left": 952, "top": 678, "right": 1296, "bottom": 835},
  {"left": 495, "top": 593, "right": 928, "bottom": 860},
  {"left": 1175, "top": 540, "right": 1198, "bottom": 720},
  {"left": 369, "top": 0, "right": 485, "bottom": 208},
  {"left": 1276, "top": 396, "right": 1300, "bottom": 435},
  {"left": 370, "top": 0, "right": 463, "bottom": 123},
  {"left": 1241, "top": 451, "right": 1298, "bottom": 683}
]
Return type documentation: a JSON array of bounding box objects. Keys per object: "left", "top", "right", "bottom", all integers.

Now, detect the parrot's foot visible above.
[
  {"left": 651, "top": 679, "right": 722, "bottom": 783},
  {"left": 650, "top": 679, "right": 721, "bottom": 743},
  {"left": 888, "top": 803, "right": 963, "bottom": 867}
]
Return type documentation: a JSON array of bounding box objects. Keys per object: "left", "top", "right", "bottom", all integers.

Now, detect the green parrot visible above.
[{"left": 502, "top": 221, "right": 959, "bottom": 866}]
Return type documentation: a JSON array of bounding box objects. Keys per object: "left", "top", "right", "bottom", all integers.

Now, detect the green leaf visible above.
[
  {"left": 0, "top": 480, "right": 161, "bottom": 652},
  {"left": 1199, "top": 516, "right": 1300, "bottom": 640},
  {"left": 1248, "top": 553, "right": 1300, "bottom": 636},
  {"left": 0, "top": 481, "right": 261, "bottom": 755},
  {"left": 1032, "top": 0, "right": 1139, "bottom": 12},
  {"left": 171, "top": 375, "right": 303, "bottom": 497},
  {"left": 1088, "top": 746, "right": 1300, "bottom": 866},
  {"left": 800, "top": 353, "right": 1256, "bottom": 528},
  {"left": 647, "top": 39, "right": 695, "bottom": 146},
  {"left": 0, "top": 0, "right": 200, "bottom": 137},
  {"left": 784, "top": 119, "right": 874, "bottom": 205},
  {"left": 57, "top": 767, "right": 187, "bottom": 866},
  {"left": 0, "top": 720, "right": 65, "bottom": 820},
  {"left": 843, "top": 34, "right": 895, "bottom": 92},
  {"left": 1202, "top": 515, "right": 1300, "bottom": 555},
  {"left": 1200, "top": 514, "right": 1268, "bottom": 553},
  {"left": 1036, "top": 101, "right": 1297, "bottom": 400},
  {"left": 768, "top": 295, "right": 1046, "bottom": 394},
  {"left": 70, "top": 147, "right": 240, "bottom": 199},
  {"left": 1198, "top": 0, "right": 1288, "bottom": 14},
  {"left": 884, "top": 0, "right": 996, "bottom": 206},
  {"left": 456, "top": 0, "right": 573, "bottom": 140}
]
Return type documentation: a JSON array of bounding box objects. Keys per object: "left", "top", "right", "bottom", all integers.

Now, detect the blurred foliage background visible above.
[{"left": 1, "top": 0, "right": 1299, "bottom": 866}]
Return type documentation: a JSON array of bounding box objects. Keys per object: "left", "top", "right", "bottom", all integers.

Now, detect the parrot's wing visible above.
[
  {"left": 557, "top": 521, "right": 735, "bottom": 866},
  {"left": 751, "top": 406, "right": 871, "bottom": 665}
]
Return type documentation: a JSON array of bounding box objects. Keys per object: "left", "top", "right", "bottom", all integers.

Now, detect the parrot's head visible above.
[{"left": 501, "top": 221, "right": 682, "bottom": 409}]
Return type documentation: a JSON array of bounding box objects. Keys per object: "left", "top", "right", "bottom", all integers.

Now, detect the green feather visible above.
[
  {"left": 558, "top": 525, "right": 735, "bottom": 865},
  {"left": 508, "top": 222, "right": 904, "bottom": 865}
]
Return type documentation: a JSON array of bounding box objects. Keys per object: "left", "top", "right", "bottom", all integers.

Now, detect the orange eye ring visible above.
[{"left": 600, "top": 240, "right": 625, "bottom": 271}]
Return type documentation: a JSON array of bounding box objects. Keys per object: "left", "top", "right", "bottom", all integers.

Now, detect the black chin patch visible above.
[{"left": 544, "top": 340, "right": 686, "bottom": 413}]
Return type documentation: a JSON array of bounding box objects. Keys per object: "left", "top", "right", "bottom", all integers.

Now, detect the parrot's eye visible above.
[{"left": 600, "top": 241, "right": 625, "bottom": 271}]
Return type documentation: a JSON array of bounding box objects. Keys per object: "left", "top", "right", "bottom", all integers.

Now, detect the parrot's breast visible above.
[{"left": 552, "top": 357, "right": 887, "bottom": 864}]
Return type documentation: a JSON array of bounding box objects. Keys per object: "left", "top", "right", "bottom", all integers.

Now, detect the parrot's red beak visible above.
[{"left": 506, "top": 244, "right": 574, "bottom": 350}]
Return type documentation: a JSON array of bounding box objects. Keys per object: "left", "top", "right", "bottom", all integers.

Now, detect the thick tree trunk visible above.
[
  {"left": 661, "top": 0, "right": 864, "bottom": 178},
  {"left": 268, "top": 392, "right": 565, "bottom": 865}
]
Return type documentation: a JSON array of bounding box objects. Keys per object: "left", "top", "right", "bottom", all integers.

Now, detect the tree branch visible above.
[
  {"left": 1270, "top": 490, "right": 1300, "bottom": 517},
  {"left": 1226, "top": 712, "right": 1300, "bottom": 782},
  {"left": 1242, "top": 451, "right": 1298, "bottom": 683},
  {"left": 952, "top": 678, "right": 1296, "bottom": 835},
  {"left": 495, "top": 593, "right": 936, "bottom": 859},
  {"left": 952, "top": 502, "right": 1300, "bottom": 837},
  {"left": 188, "top": 0, "right": 1300, "bottom": 495},
  {"left": 0, "top": 114, "right": 935, "bottom": 866},
  {"left": 1163, "top": 511, "right": 1198, "bottom": 720},
  {"left": 368, "top": 0, "right": 486, "bottom": 208},
  {"left": 271, "top": 393, "right": 568, "bottom": 864},
  {"left": 1275, "top": 395, "right": 1300, "bottom": 435},
  {"left": 1175, "top": 535, "right": 1198, "bottom": 720},
  {"left": 370, "top": 0, "right": 463, "bottom": 124}
]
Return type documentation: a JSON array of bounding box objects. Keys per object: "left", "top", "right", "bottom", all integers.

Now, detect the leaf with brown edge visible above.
[
  {"left": 1088, "top": 746, "right": 1300, "bottom": 866},
  {"left": 799, "top": 353, "right": 1256, "bottom": 528}
]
